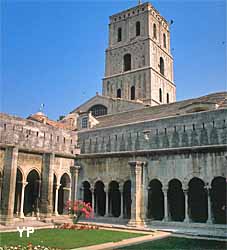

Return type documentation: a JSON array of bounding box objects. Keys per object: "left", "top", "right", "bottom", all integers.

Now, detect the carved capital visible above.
[{"left": 70, "top": 165, "right": 81, "bottom": 175}]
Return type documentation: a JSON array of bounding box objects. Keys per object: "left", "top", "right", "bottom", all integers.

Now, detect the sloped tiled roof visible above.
[
  {"left": 28, "top": 112, "right": 73, "bottom": 130},
  {"left": 94, "top": 92, "right": 227, "bottom": 129}
]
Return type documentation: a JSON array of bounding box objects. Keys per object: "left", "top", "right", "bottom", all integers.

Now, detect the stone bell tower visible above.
[{"left": 102, "top": 2, "right": 176, "bottom": 106}]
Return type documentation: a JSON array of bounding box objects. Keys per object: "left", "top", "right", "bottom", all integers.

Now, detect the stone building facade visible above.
[{"left": 0, "top": 2, "right": 226, "bottom": 228}]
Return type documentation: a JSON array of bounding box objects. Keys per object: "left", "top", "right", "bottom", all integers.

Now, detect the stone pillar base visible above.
[
  {"left": 127, "top": 218, "right": 149, "bottom": 227},
  {"left": 0, "top": 215, "right": 14, "bottom": 226}
]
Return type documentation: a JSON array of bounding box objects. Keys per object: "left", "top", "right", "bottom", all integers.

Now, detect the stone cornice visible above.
[
  {"left": 0, "top": 143, "right": 77, "bottom": 160},
  {"left": 78, "top": 144, "right": 227, "bottom": 159}
]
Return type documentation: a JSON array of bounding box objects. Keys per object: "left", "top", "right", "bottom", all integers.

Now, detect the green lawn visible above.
[
  {"left": 118, "top": 236, "right": 227, "bottom": 250},
  {"left": 0, "top": 228, "right": 143, "bottom": 249}
]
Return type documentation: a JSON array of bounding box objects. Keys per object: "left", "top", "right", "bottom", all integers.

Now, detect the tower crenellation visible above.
[{"left": 103, "top": 2, "right": 176, "bottom": 106}]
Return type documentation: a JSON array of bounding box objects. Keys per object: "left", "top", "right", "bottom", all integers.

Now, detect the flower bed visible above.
[
  {"left": 58, "top": 223, "right": 99, "bottom": 230},
  {"left": 0, "top": 243, "right": 62, "bottom": 250}
]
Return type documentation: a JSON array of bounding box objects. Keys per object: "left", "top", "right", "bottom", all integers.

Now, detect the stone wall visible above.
[
  {"left": 0, "top": 113, "right": 78, "bottom": 224},
  {"left": 79, "top": 109, "right": 227, "bottom": 154},
  {"left": 0, "top": 113, "right": 79, "bottom": 155}
]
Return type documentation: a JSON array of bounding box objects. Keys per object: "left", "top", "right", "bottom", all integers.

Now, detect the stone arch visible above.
[
  {"left": 109, "top": 181, "right": 121, "bottom": 217},
  {"left": 211, "top": 177, "right": 226, "bottom": 224},
  {"left": 168, "top": 179, "right": 185, "bottom": 221},
  {"left": 17, "top": 166, "right": 25, "bottom": 182},
  {"left": 160, "top": 57, "right": 164, "bottom": 75},
  {"left": 188, "top": 177, "right": 208, "bottom": 222},
  {"left": 58, "top": 173, "right": 71, "bottom": 215},
  {"left": 153, "top": 23, "right": 157, "bottom": 39},
  {"left": 14, "top": 168, "right": 23, "bottom": 215},
  {"left": 130, "top": 86, "right": 135, "bottom": 100},
  {"left": 83, "top": 181, "right": 92, "bottom": 206},
  {"left": 148, "top": 179, "right": 164, "bottom": 220},
  {"left": 117, "top": 27, "right": 122, "bottom": 42},
  {"left": 124, "top": 54, "right": 131, "bottom": 72},
  {"left": 24, "top": 169, "right": 40, "bottom": 216},
  {"left": 117, "top": 88, "right": 122, "bottom": 98},
  {"left": 136, "top": 21, "right": 140, "bottom": 36},
  {"left": 25, "top": 167, "right": 41, "bottom": 180},
  {"left": 94, "top": 180, "right": 106, "bottom": 216},
  {"left": 163, "top": 33, "right": 167, "bottom": 48},
  {"left": 159, "top": 88, "right": 162, "bottom": 103},
  {"left": 123, "top": 180, "right": 131, "bottom": 219}
]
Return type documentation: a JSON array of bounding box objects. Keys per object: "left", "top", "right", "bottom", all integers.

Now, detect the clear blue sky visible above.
[{"left": 1, "top": 0, "right": 226, "bottom": 120}]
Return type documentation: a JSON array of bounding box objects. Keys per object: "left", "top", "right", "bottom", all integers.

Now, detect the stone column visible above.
[
  {"left": 91, "top": 187, "right": 95, "bottom": 215},
  {"left": 0, "top": 146, "right": 18, "bottom": 225},
  {"left": 128, "top": 161, "right": 148, "bottom": 227},
  {"left": 54, "top": 184, "right": 60, "bottom": 216},
  {"left": 19, "top": 181, "right": 28, "bottom": 218},
  {"left": 40, "top": 153, "right": 55, "bottom": 218},
  {"left": 104, "top": 187, "right": 109, "bottom": 217},
  {"left": 119, "top": 184, "right": 124, "bottom": 219},
  {"left": 205, "top": 185, "right": 213, "bottom": 224},
  {"left": 70, "top": 165, "right": 81, "bottom": 204},
  {"left": 183, "top": 188, "right": 189, "bottom": 223},
  {"left": 163, "top": 186, "right": 169, "bottom": 222}
]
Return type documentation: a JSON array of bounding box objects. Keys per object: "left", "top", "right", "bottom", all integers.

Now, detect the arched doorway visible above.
[
  {"left": 211, "top": 177, "right": 226, "bottom": 224},
  {"left": 123, "top": 180, "right": 131, "bottom": 219},
  {"left": 168, "top": 179, "right": 185, "bottom": 221},
  {"left": 109, "top": 181, "right": 121, "bottom": 217},
  {"left": 58, "top": 173, "right": 71, "bottom": 215},
  {"left": 14, "top": 169, "right": 23, "bottom": 215},
  {"left": 94, "top": 181, "right": 106, "bottom": 216},
  {"left": 188, "top": 177, "right": 208, "bottom": 222},
  {"left": 147, "top": 179, "right": 164, "bottom": 220},
  {"left": 83, "top": 181, "right": 92, "bottom": 205},
  {"left": 24, "top": 170, "right": 40, "bottom": 216}
]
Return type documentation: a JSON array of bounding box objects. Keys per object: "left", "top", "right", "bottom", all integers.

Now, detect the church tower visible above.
[{"left": 102, "top": 2, "right": 176, "bottom": 106}]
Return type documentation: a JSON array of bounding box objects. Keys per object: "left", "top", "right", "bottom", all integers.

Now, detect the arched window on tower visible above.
[
  {"left": 131, "top": 86, "right": 135, "bottom": 100},
  {"left": 160, "top": 57, "right": 164, "bottom": 75},
  {"left": 118, "top": 27, "right": 122, "bottom": 42},
  {"left": 153, "top": 23, "right": 157, "bottom": 39},
  {"left": 117, "top": 88, "right": 122, "bottom": 98},
  {"left": 136, "top": 21, "right": 140, "bottom": 36},
  {"left": 159, "top": 88, "right": 162, "bottom": 103},
  {"left": 167, "top": 93, "right": 170, "bottom": 103},
  {"left": 124, "top": 54, "right": 131, "bottom": 71},
  {"left": 163, "top": 33, "right": 167, "bottom": 48}
]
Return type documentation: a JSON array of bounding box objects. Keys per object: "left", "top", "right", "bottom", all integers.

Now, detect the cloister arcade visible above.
[
  {"left": 13, "top": 168, "right": 72, "bottom": 218},
  {"left": 1, "top": 165, "right": 225, "bottom": 225},
  {"left": 80, "top": 176, "right": 226, "bottom": 224}
]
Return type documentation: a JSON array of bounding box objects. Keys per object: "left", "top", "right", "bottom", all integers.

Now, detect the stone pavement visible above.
[{"left": 0, "top": 219, "right": 54, "bottom": 232}]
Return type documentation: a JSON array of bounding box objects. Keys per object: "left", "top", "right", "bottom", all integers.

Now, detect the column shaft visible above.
[
  {"left": 19, "top": 182, "right": 27, "bottom": 218},
  {"left": 184, "top": 190, "right": 189, "bottom": 223},
  {"left": 0, "top": 146, "right": 18, "bottom": 225},
  {"left": 163, "top": 189, "right": 169, "bottom": 221},
  {"left": 54, "top": 185, "right": 60, "bottom": 215},
  {"left": 40, "top": 153, "right": 54, "bottom": 217},
  {"left": 206, "top": 186, "right": 213, "bottom": 224},
  {"left": 120, "top": 190, "right": 124, "bottom": 219},
  {"left": 105, "top": 189, "right": 109, "bottom": 217},
  {"left": 128, "top": 161, "right": 147, "bottom": 227}
]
